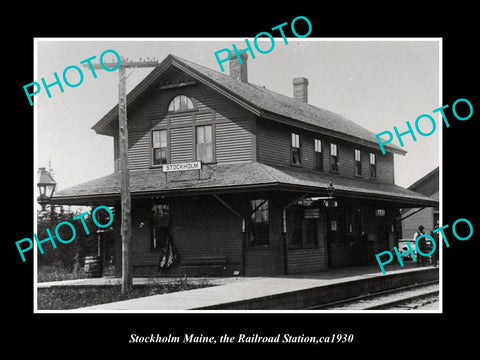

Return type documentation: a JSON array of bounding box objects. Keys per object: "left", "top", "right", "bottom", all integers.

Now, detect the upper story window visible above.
[
  {"left": 196, "top": 125, "right": 214, "bottom": 163},
  {"left": 354, "top": 149, "right": 362, "bottom": 176},
  {"left": 370, "top": 153, "right": 377, "bottom": 179},
  {"left": 152, "top": 129, "right": 168, "bottom": 165},
  {"left": 167, "top": 95, "right": 194, "bottom": 112},
  {"left": 314, "top": 139, "right": 323, "bottom": 171},
  {"left": 291, "top": 133, "right": 301, "bottom": 165},
  {"left": 330, "top": 143, "right": 339, "bottom": 172}
]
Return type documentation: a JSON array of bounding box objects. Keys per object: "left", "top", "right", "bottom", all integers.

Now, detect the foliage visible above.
[{"left": 37, "top": 205, "right": 104, "bottom": 275}]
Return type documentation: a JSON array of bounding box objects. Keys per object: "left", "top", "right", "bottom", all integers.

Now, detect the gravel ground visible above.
[{"left": 324, "top": 283, "right": 439, "bottom": 310}]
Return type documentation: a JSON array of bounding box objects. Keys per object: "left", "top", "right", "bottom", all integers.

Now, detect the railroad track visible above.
[{"left": 308, "top": 280, "right": 439, "bottom": 310}]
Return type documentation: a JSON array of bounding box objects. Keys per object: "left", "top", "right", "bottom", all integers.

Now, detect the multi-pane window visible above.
[
  {"left": 288, "top": 207, "right": 320, "bottom": 249},
  {"left": 196, "top": 125, "right": 214, "bottom": 163},
  {"left": 152, "top": 130, "right": 168, "bottom": 165},
  {"left": 167, "top": 95, "right": 194, "bottom": 112},
  {"left": 354, "top": 149, "right": 362, "bottom": 176},
  {"left": 151, "top": 204, "right": 170, "bottom": 250},
  {"left": 314, "top": 139, "right": 323, "bottom": 171},
  {"left": 330, "top": 143, "right": 339, "bottom": 172},
  {"left": 370, "top": 153, "right": 377, "bottom": 179},
  {"left": 291, "top": 133, "right": 301, "bottom": 165},
  {"left": 304, "top": 218, "right": 318, "bottom": 247},
  {"left": 249, "top": 199, "right": 269, "bottom": 247},
  {"left": 289, "top": 206, "right": 303, "bottom": 248}
]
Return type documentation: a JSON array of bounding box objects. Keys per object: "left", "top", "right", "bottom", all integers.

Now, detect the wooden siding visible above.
[
  {"left": 402, "top": 207, "right": 435, "bottom": 240},
  {"left": 114, "top": 80, "right": 254, "bottom": 172},
  {"left": 170, "top": 113, "right": 193, "bottom": 127},
  {"left": 328, "top": 242, "right": 353, "bottom": 267},
  {"left": 375, "top": 152, "right": 394, "bottom": 183},
  {"left": 287, "top": 248, "right": 327, "bottom": 274},
  {"left": 256, "top": 120, "right": 291, "bottom": 166},
  {"left": 130, "top": 196, "right": 243, "bottom": 276},
  {"left": 216, "top": 121, "right": 252, "bottom": 163},
  {"left": 170, "top": 126, "right": 194, "bottom": 163},
  {"left": 256, "top": 118, "right": 395, "bottom": 184},
  {"left": 245, "top": 250, "right": 274, "bottom": 276}
]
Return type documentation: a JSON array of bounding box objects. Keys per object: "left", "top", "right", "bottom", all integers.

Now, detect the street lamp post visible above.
[{"left": 37, "top": 167, "right": 56, "bottom": 211}]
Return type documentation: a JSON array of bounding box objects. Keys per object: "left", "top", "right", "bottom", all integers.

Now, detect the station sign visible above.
[
  {"left": 296, "top": 197, "right": 338, "bottom": 208},
  {"left": 304, "top": 208, "right": 320, "bottom": 219},
  {"left": 162, "top": 161, "right": 202, "bottom": 173}
]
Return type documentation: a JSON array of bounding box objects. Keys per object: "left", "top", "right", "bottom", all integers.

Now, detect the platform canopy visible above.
[{"left": 51, "top": 162, "right": 437, "bottom": 208}]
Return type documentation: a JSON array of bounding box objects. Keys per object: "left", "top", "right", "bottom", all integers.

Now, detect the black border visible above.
[{"left": 6, "top": 6, "right": 478, "bottom": 355}]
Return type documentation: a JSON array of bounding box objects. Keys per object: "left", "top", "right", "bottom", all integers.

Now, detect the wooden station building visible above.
[{"left": 51, "top": 53, "right": 438, "bottom": 277}]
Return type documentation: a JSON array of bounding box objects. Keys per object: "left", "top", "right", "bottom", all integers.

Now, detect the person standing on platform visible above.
[
  {"left": 413, "top": 225, "right": 427, "bottom": 266},
  {"left": 431, "top": 226, "right": 439, "bottom": 267}
]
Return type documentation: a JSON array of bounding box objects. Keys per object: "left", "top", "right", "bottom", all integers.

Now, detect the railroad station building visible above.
[{"left": 51, "top": 53, "right": 438, "bottom": 277}]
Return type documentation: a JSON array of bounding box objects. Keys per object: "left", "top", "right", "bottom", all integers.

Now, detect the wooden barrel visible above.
[{"left": 84, "top": 255, "right": 103, "bottom": 278}]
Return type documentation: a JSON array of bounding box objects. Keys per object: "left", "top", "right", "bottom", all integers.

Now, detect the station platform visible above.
[{"left": 52, "top": 264, "right": 439, "bottom": 311}]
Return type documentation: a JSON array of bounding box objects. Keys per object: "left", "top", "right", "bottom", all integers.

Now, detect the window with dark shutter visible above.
[
  {"left": 370, "top": 153, "right": 377, "bottom": 179},
  {"left": 314, "top": 139, "right": 323, "bottom": 171},
  {"left": 355, "top": 149, "right": 362, "bottom": 176},
  {"left": 330, "top": 143, "right": 339, "bottom": 172},
  {"left": 291, "top": 133, "right": 301, "bottom": 165}
]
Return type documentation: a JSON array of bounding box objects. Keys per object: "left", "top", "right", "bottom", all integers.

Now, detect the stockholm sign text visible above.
[{"left": 162, "top": 161, "right": 202, "bottom": 173}]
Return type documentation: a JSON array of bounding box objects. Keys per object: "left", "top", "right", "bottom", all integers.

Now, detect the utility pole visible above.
[{"left": 85, "top": 56, "right": 158, "bottom": 293}]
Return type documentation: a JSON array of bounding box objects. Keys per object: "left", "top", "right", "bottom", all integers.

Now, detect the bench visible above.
[{"left": 181, "top": 257, "right": 234, "bottom": 276}]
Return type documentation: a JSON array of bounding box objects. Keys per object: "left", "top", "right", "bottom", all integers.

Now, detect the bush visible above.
[{"left": 37, "top": 205, "right": 114, "bottom": 276}]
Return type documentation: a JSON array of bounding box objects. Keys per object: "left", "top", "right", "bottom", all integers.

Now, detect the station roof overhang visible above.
[{"left": 50, "top": 162, "right": 438, "bottom": 209}]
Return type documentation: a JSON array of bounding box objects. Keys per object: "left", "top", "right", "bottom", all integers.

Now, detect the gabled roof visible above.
[
  {"left": 408, "top": 166, "right": 439, "bottom": 189},
  {"left": 92, "top": 54, "right": 405, "bottom": 155},
  {"left": 407, "top": 166, "right": 439, "bottom": 198},
  {"left": 52, "top": 162, "right": 436, "bottom": 207}
]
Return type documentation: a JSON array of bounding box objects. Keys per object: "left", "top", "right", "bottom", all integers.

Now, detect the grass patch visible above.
[
  {"left": 37, "top": 278, "right": 213, "bottom": 310},
  {"left": 37, "top": 263, "right": 115, "bottom": 282}
]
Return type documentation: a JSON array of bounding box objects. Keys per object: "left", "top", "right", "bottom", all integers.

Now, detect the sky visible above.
[{"left": 35, "top": 38, "right": 440, "bottom": 192}]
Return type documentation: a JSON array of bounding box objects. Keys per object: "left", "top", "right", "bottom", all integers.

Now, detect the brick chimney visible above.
[
  {"left": 229, "top": 53, "right": 248, "bottom": 83},
  {"left": 293, "top": 77, "right": 309, "bottom": 103}
]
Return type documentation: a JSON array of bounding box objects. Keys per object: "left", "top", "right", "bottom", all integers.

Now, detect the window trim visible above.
[
  {"left": 287, "top": 206, "right": 320, "bottom": 250},
  {"left": 314, "top": 138, "right": 323, "bottom": 171},
  {"left": 330, "top": 142, "right": 339, "bottom": 173},
  {"left": 290, "top": 132, "right": 302, "bottom": 166},
  {"left": 151, "top": 129, "right": 169, "bottom": 167},
  {"left": 303, "top": 217, "right": 319, "bottom": 249},
  {"left": 369, "top": 152, "right": 377, "bottom": 179},
  {"left": 248, "top": 199, "right": 270, "bottom": 248},
  {"left": 167, "top": 94, "right": 196, "bottom": 113},
  {"left": 195, "top": 124, "right": 215, "bottom": 164},
  {"left": 354, "top": 148, "right": 362, "bottom": 177}
]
